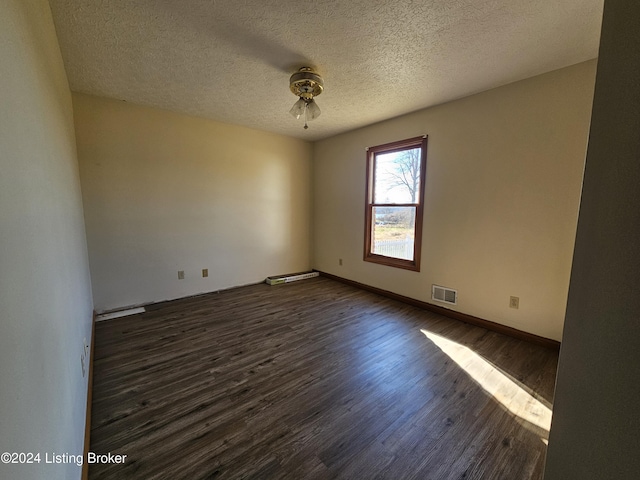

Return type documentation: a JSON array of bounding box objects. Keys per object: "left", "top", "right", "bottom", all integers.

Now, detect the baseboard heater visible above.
[
  {"left": 266, "top": 271, "right": 319, "bottom": 285},
  {"left": 96, "top": 306, "right": 145, "bottom": 321}
]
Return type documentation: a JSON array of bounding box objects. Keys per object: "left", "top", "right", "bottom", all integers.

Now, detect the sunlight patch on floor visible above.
[{"left": 421, "top": 329, "right": 552, "bottom": 434}]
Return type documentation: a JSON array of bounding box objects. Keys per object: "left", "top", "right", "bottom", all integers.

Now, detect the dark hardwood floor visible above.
[{"left": 89, "top": 276, "right": 558, "bottom": 479}]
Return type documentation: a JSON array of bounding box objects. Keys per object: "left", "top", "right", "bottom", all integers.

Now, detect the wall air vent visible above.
[{"left": 432, "top": 285, "right": 457, "bottom": 305}]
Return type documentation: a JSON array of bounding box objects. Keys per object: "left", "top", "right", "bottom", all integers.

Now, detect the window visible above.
[{"left": 364, "top": 136, "right": 428, "bottom": 271}]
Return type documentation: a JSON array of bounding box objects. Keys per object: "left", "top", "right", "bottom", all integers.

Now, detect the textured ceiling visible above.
[{"left": 48, "top": 0, "right": 604, "bottom": 141}]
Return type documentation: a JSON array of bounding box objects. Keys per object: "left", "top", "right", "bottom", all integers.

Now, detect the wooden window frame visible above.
[{"left": 364, "top": 136, "right": 428, "bottom": 271}]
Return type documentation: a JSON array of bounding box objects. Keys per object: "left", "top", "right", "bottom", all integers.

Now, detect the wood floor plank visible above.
[{"left": 89, "top": 277, "right": 558, "bottom": 479}]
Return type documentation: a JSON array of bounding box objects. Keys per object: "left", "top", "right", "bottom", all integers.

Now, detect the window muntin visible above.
[{"left": 364, "top": 136, "right": 427, "bottom": 271}]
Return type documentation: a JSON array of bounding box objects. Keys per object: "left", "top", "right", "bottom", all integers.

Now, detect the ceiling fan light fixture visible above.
[
  {"left": 305, "top": 98, "right": 321, "bottom": 120},
  {"left": 289, "top": 97, "right": 307, "bottom": 120},
  {"left": 289, "top": 67, "right": 323, "bottom": 129}
]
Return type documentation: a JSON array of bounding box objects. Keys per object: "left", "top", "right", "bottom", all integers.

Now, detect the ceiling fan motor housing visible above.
[{"left": 290, "top": 67, "right": 324, "bottom": 99}]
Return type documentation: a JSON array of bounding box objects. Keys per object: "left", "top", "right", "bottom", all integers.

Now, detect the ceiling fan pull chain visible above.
[{"left": 304, "top": 103, "right": 309, "bottom": 129}]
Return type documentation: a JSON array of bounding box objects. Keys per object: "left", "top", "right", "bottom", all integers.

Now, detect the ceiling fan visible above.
[{"left": 289, "top": 67, "right": 324, "bottom": 129}]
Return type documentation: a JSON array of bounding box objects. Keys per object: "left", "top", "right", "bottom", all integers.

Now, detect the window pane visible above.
[
  {"left": 374, "top": 147, "right": 422, "bottom": 204},
  {"left": 372, "top": 206, "right": 416, "bottom": 260}
]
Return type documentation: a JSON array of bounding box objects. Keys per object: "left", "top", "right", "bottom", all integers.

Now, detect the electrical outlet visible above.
[
  {"left": 202, "top": 268, "right": 208, "bottom": 278},
  {"left": 509, "top": 296, "right": 520, "bottom": 309},
  {"left": 339, "top": 258, "right": 343, "bottom": 266},
  {"left": 178, "top": 270, "right": 185, "bottom": 280}
]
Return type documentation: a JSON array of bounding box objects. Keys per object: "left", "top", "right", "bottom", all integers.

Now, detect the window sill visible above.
[{"left": 364, "top": 253, "right": 420, "bottom": 272}]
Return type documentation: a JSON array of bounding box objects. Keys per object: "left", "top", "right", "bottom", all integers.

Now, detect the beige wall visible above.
[
  {"left": 0, "top": 1, "right": 94, "bottom": 479},
  {"left": 313, "top": 60, "right": 596, "bottom": 341},
  {"left": 74, "top": 94, "right": 312, "bottom": 312}
]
